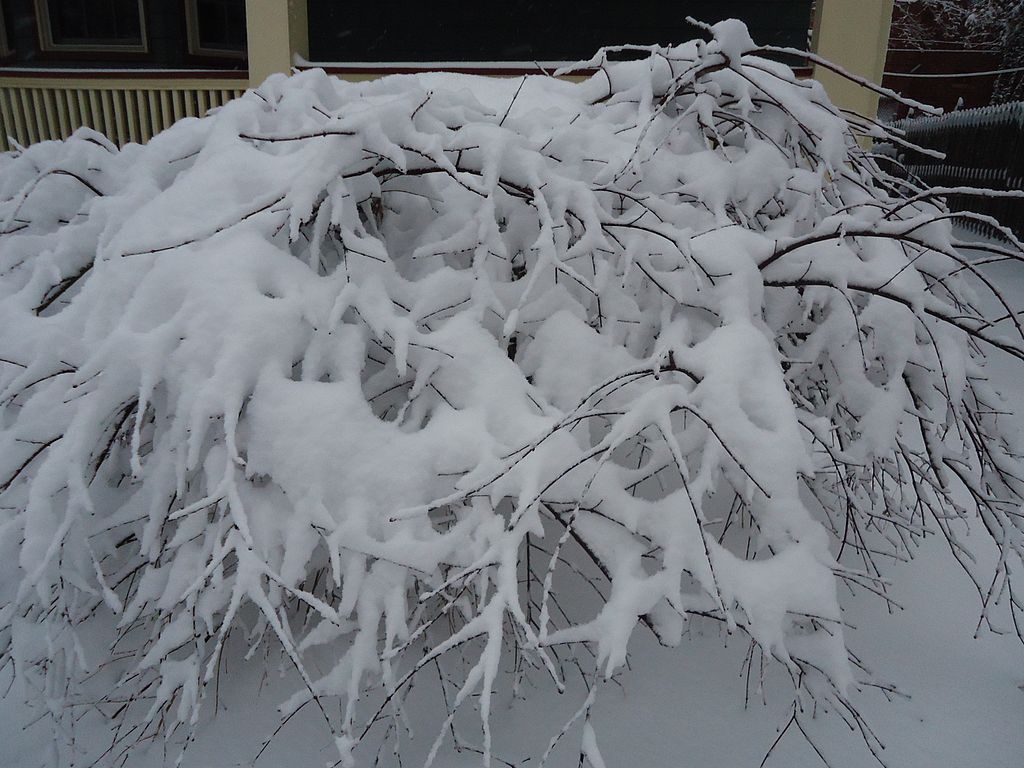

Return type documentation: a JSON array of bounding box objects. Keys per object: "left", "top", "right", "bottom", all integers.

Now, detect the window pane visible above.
[
  {"left": 196, "top": 0, "right": 245, "bottom": 52},
  {"left": 114, "top": 0, "right": 141, "bottom": 37},
  {"left": 47, "top": 0, "right": 142, "bottom": 46}
]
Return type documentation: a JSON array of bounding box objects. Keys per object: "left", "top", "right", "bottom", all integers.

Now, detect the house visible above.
[{"left": 0, "top": 0, "right": 894, "bottom": 152}]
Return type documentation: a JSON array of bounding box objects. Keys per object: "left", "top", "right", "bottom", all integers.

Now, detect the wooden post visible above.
[
  {"left": 245, "top": 0, "right": 309, "bottom": 87},
  {"left": 811, "top": 0, "right": 894, "bottom": 119}
]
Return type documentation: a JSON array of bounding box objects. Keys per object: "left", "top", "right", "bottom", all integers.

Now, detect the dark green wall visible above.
[{"left": 306, "top": 1, "right": 813, "bottom": 63}]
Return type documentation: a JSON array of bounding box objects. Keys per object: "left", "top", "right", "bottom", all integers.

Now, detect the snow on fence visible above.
[
  {"left": 891, "top": 101, "right": 1024, "bottom": 235},
  {"left": 0, "top": 73, "right": 247, "bottom": 151}
]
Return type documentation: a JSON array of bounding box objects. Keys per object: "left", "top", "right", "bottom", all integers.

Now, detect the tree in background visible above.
[{"left": 891, "top": 0, "right": 1024, "bottom": 102}]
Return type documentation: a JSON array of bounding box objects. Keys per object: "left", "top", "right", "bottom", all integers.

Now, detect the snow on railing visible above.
[{"left": 890, "top": 101, "right": 1024, "bottom": 235}]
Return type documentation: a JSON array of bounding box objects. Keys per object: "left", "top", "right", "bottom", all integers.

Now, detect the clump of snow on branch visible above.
[{"left": 0, "top": 18, "right": 1022, "bottom": 767}]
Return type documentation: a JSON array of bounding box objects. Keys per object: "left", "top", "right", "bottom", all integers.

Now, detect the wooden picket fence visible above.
[{"left": 890, "top": 101, "right": 1024, "bottom": 237}]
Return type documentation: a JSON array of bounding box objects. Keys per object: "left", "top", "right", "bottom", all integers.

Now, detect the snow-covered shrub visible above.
[{"left": 1, "top": 18, "right": 1022, "bottom": 767}]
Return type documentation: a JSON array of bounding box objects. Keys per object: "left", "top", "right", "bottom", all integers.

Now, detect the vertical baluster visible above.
[
  {"left": 0, "top": 88, "right": 16, "bottom": 151},
  {"left": 20, "top": 90, "right": 38, "bottom": 144},
  {"left": 100, "top": 90, "right": 115, "bottom": 144}
]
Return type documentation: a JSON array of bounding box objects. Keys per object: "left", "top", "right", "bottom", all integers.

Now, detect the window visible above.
[
  {"left": 35, "top": 0, "right": 147, "bottom": 52},
  {"left": 186, "top": 0, "right": 245, "bottom": 58}
]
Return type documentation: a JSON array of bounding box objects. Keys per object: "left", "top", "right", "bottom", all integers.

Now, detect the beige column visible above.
[
  {"left": 245, "top": 0, "right": 309, "bottom": 86},
  {"left": 810, "top": 0, "right": 894, "bottom": 118}
]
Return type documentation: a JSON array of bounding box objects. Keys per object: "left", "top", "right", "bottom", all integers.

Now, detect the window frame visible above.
[
  {"left": 184, "top": 0, "right": 245, "bottom": 60},
  {"left": 0, "top": 1, "right": 11, "bottom": 57},
  {"left": 34, "top": 0, "right": 149, "bottom": 54}
]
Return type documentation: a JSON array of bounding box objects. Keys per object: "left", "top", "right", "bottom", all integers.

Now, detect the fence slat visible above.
[{"left": 892, "top": 100, "right": 1024, "bottom": 237}]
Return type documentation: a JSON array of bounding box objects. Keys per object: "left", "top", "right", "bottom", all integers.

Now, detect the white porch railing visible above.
[{"left": 0, "top": 71, "right": 248, "bottom": 151}]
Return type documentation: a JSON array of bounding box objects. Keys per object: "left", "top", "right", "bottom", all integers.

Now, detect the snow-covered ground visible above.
[{"left": 2, "top": 509, "right": 1020, "bottom": 768}]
